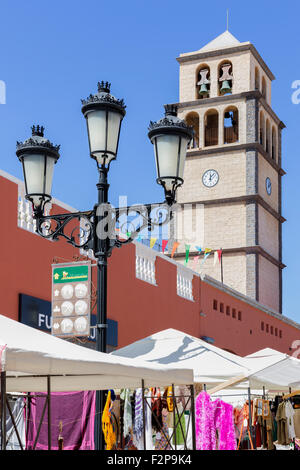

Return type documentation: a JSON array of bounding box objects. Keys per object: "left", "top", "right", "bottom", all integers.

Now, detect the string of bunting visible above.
[{"left": 115, "top": 227, "right": 222, "bottom": 269}]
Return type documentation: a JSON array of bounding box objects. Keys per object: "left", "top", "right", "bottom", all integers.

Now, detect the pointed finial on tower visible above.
[{"left": 226, "top": 9, "right": 229, "bottom": 31}]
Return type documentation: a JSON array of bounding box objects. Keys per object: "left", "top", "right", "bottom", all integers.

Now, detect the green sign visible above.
[{"left": 53, "top": 265, "right": 89, "bottom": 284}]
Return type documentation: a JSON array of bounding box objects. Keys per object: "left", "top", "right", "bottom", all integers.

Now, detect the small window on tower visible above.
[
  {"left": 224, "top": 107, "right": 239, "bottom": 144},
  {"left": 185, "top": 112, "right": 200, "bottom": 149},
  {"left": 262, "top": 76, "right": 267, "bottom": 100},
  {"left": 204, "top": 109, "right": 219, "bottom": 147},
  {"left": 255, "top": 67, "right": 260, "bottom": 91},
  {"left": 213, "top": 299, "right": 218, "bottom": 310}
]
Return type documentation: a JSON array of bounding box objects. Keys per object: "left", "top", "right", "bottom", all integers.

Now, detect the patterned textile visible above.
[
  {"left": 133, "top": 388, "right": 144, "bottom": 450},
  {"left": 120, "top": 389, "right": 132, "bottom": 438},
  {"left": 155, "top": 408, "right": 171, "bottom": 450}
]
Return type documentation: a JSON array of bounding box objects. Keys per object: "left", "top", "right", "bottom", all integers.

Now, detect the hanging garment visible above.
[
  {"left": 184, "top": 411, "right": 193, "bottom": 449},
  {"left": 195, "top": 391, "right": 215, "bottom": 450},
  {"left": 166, "top": 386, "right": 173, "bottom": 413},
  {"left": 213, "top": 399, "right": 236, "bottom": 451},
  {"left": 155, "top": 408, "right": 171, "bottom": 450},
  {"left": 26, "top": 391, "right": 95, "bottom": 450},
  {"left": 102, "top": 390, "right": 117, "bottom": 450},
  {"left": 120, "top": 389, "right": 133, "bottom": 438},
  {"left": 151, "top": 388, "right": 163, "bottom": 432},
  {"left": 195, "top": 392, "right": 236, "bottom": 451},
  {"left": 3, "top": 397, "right": 26, "bottom": 450},
  {"left": 144, "top": 389, "right": 154, "bottom": 450},
  {"left": 133, "top": 388, "right": 144, "bottom": 450},
  {"left": 276, "top": 402, "right": 290, "bottom": 445},
  {"left": 172, "top": 402, "right": 186, "bottom": 446},
  {"left": 285, "top": 401, "right": 296, "bottom": 441},
  {"left": 294, "top": 409, "right": 300, "bottom": 438},
  {"left": 236, "top": 402, "right": 254, "bottom": 450}
]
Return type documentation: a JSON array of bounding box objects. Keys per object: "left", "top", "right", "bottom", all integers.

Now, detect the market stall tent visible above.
[
  {"left": 113, "top": 329, "right": 300, "bottom": 392},
  {"left": 0, "top": 315, "right": 193, "bottom": 392},
  {"left": 207, "top": 348, "right": 300, "bottom": 394},
  {"left": 112, "top": 328, "right": 253, "bottom": 385}
]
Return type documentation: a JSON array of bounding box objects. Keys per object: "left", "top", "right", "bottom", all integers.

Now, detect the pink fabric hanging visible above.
[
  {"left": 212, "top": 399, "right": 236, "bottom": 450},
  {"left": 195, "top": 391, "right": 215, "bottom": 450},
  {"left": 195, "top": 391, "right": 236, "bottom": 451}
]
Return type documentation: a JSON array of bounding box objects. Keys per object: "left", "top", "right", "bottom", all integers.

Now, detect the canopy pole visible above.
[
  {"left": 47, "top": 376, "right": 51, "bottom": 451},
  {"left": 141, "top": 379, "right": 146, "bottom": 450},
  {"left": 172, "top": 384, "right": 177, "bottom": 450},
  {"left": 190, "top": 384, "right": 196, "bottom": 450},
  {"left": 0, "top": 371, "right": 6, "bottom": 450},
  {"left": 247, "top": 387, "right": 253, "bottom": 450}
]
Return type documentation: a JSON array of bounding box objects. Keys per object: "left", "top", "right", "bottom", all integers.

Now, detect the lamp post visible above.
[{"left": 16, "top": 81, "right": 193, "bottom": 451}]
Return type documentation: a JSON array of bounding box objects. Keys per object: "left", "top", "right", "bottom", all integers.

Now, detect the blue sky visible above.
[{"left": 0, "top": 0, "right": 299, "bottom": 321}]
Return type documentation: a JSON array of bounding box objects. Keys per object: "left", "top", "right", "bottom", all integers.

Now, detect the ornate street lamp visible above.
[
  {"left": 81, "top": 81, "right": 126, "bottom": 169},
  {"left": 16, "top": 125, "right": 60, "bottom": 215},
  {"left": 148, "top": 104, "right": 192, "bottom": 205},
  {"left": 16, "top": 82, "right": 192, "bottom": 451}
]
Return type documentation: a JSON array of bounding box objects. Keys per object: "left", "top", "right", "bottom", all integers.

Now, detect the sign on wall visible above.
[
  {"left": 19, "top": 293, "right": 118, "bottom": 347},
  {"left": 51, "top": 261, "right": 91, "bottom": 338}
]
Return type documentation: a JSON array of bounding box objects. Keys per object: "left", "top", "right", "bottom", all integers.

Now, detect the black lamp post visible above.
[{"left": 16, "top": 82, "right": 193, "bottom": 451}]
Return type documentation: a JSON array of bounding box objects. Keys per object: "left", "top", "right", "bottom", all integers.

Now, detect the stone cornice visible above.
[
  {"left": 172, "top": 90, "right": 285, "bottom": 128},
  {"left": 185, "top": 142, "right": 286, "bottom": 175},
  {"left": 176, "top": 43, "right": 275, "bottom": 81},
  {"left": 173, "top": 90, "right": 259, "bottom": 110},
  {"left": 177, "top": 194, "right": 285, "bottom": 222},
  {"left": 173, "top": 245, "right": 286, "bottom": 269}
]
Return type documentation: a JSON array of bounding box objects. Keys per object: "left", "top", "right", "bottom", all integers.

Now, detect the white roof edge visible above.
[
  {"left": 132, "top": 240, "right": 300, "bottom": 331},
  {"left": 0, "top": 168, "right": 78, "bottom": 213}
]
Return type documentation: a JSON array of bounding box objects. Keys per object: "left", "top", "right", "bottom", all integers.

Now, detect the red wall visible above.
[{"left": 1, "top": 173, "right": 299, "bottom": 358}]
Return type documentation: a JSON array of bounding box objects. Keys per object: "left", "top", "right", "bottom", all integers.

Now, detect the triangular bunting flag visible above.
[
  {"left": 195, "top": 246, "right": 202, "bottom": 253},
  {"left": 184, "top": 244, "right": 191, "bottom": 265},
  {"left": 218, "top": 249, "right": 223, "bottom": 263},
  {"left": 214, "top": 251, "right": 218, "bottom": 266},
  {"left": 192, "top": 255, "right": 199, "bottom": 271},
  {"left": 150, "top": 238, "right": 157, "bottom": 249},
  {"left": 162, "top": 240, "right": 168, "bottom": 253},
  {"left": 171, "top": 241, "right": 180, "bottom": 258}
]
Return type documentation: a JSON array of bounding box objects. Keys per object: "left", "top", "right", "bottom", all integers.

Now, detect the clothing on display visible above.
[
  {"left": 26, "top": 391, "right": 95, "bottom": 450},
  {"left": 195, "top": 391, "right": 236, "bottom": 450},
  {"left": 0, "top": 396, "right": 26, "bottom": 450}
]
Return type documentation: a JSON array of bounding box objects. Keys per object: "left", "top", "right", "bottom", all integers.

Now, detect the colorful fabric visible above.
[
  {"left": 195, "top": 391, "right": 236, "bottom": 451},
  {"left": 102, "top": 390, "right": 116, "bottom": 450},
  {"left": 173, "top": 404, "right": 186, "bottom": 446},
  {"left": 195, "top": 391, "right": 215, "bottom": 450},
  {"left": 120, "top": 389, "right": 132, "bottom": 438},
  {"left": 133, "top": 388, "right": 144, "bottom": 449},
  {"left": 213, "top": 399, "right": 236, "bottom": 450},
  {"left": 155, "top": 408, "right": 170, "bottom": 450},
  {"left": 26, "top": 391, "right": 95, "bottom": 450}
]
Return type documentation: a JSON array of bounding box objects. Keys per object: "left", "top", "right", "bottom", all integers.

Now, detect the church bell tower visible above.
[{"left": 171, "top": 31, "right": 285, "bottom": 313}]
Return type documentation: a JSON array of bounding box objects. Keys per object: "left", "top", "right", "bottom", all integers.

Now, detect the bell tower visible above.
[{"left": 171, "top": 31, "right": 285, "bottom": 313}]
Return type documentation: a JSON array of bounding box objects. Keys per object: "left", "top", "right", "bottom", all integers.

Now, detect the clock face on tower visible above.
[{"left": 202, "top": 169, "right": 219, "bottom": 188}]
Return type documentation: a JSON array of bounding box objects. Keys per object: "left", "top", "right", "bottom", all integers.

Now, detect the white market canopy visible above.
[
  {"left": 112, "top": 328, "right": 253, "bottom": 385},
  {"left": 113, "top": 329, "right": 300, "bottom": 393},
  {"left": 0, "top": 315, "right": 193, "bottom": 392},
  {"left": 242, "top": 348, "right": 300, "bottom": 391}
]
